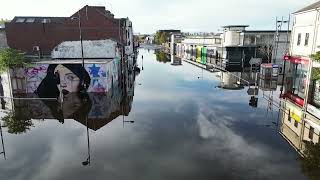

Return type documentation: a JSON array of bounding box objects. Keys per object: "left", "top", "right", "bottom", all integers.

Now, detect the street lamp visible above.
[{"left": 71, "top": 11, "right": 86, "bottom": 91}]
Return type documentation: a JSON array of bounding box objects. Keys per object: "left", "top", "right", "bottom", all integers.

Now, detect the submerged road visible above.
[{"left": 0, "top": 48, "right": 307, "bottom": 180}]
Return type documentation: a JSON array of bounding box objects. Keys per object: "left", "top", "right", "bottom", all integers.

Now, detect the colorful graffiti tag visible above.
[{"left": 25, "top": 64, "right": 49, "bottom": 93}]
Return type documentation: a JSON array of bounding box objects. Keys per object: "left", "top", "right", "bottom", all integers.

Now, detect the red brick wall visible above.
[{"left": 5, "top": 6, "right": 126, "bottom": 55}]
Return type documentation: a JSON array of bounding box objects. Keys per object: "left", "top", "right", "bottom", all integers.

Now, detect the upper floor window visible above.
[
  {"left": 305, "top": 33, "right": 310, "bottom": 46},
  {"left": 26, "top": 18, "right": 35, "bottom": 23},
  {"left": 297, "top": 33, "right": 301, "bottom": 46},
  {"left": 15, "top": 18, "right": 25, "bottom": 23},
  {"left": 309, "top": 126, "right": 314, "bottom": 140},
  {"left": 42, "top": 18, "right": 51, "bottom": 23}
]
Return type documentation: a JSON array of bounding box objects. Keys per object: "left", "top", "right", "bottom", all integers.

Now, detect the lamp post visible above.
[
  {"left": 0, "top": 120, "right": 6, "bottom": 160},
  {"left": 71, "top": 11, "right": 86, "bottom": 91}
]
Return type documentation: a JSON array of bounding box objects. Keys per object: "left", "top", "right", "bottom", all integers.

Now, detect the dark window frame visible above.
[
  {"left": 305, "top": 33, "right": 310, "bottom": 46},
  {"left": 309, "top": 126, "right": 314, "bottom": 140},
  {"left": 297, "top": 33, "right": 301, "bottom": 46}
]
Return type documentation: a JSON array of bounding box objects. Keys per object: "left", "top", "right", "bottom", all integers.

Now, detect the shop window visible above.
[
  {"left": 309, "top": 126, "right": 314, "bottom": 140},
  {"left": 305, "top": 33, "right": 310, "bottom": 46},
  {"left": 288, "top": 110, "right": 291, "bottom": 122},
  {"left": 297, "top": 33, "right": 301, "bottom": 46},
  {"left": 292, "top": 64, "right": 308, "bottom": 98},
  {"left": 294, "top": 120, "right": 299, "bottom": 128}
]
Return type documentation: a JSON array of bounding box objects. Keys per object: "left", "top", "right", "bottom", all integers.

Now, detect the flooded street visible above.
[{"left": 0, "top": 49, "right": 307, "bottom": 180}]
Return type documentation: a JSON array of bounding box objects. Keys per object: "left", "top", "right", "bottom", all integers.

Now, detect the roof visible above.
[
  {"left": 11, "top": 16, "right": 67, "bottom": 24},
  {"left": 244, "top": 30, "right": 291, "bottom": 33},
  {"left": 294, "top": 1, "right": 320, "bottom": 14},
  {"left": 222, "top": 25, "right": 249, "bottom": 28}
]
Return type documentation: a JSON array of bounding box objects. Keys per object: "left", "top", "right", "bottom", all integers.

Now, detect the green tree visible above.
[
  {"left": 0, "top": 18, "right": 9, "bottom": 24},
  {"left": 0, "top": 48, "right": 28, "bottom": 73},
  {"left": 311, "top": 51, "right": 320, "bottom": 61},
  {"left": 2, "top": 112, "right": 33, "bottom": 134},
  {"left": 300, "top": 141, "right": 320, "bottom": 180}
]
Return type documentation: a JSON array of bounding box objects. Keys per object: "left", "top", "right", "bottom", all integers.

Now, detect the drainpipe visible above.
[{"left": 311, "top": 8, "right": 320, "bottom": 55}]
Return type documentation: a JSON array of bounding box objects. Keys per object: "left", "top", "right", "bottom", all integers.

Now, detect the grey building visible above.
[{"left": 0, "top": 25, "right": 8, "bottom": 49}]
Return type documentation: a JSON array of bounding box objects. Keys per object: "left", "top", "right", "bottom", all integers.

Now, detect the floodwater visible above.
[{"left": 0, "top": 49, "right": 307, "bottom": 180}]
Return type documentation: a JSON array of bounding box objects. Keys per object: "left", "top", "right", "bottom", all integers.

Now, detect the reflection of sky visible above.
[{"left": 0, "top": 49, "right": 306, "bottom": 180}]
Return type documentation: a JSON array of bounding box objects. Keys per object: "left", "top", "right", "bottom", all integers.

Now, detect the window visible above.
[
  {"left": 288, "top": 110, "right": 291, "bottom": 122},
  {"left": 15, "top": 18, "right": 25, "bottom": 23},
  {"left": 309, "top": 126, "right": 314, "bottom": 140},
  {"left": 250, "top": 36, "right": 255, "bottom": 44},
  {"left": 42, "top": 18, "right": 51, "bottom": 23},
  {"left": 297, "top": 33, "right": 301, "bottom": 46},
  {"left": 305, "top": 33, "right": 310, "bottom": 46},
  {"left": 292, "top": 63, "right": 308, "bottom": 99},
  {"left": 294, "top": 120, "right": 299, "bottom": 128},
  {"left": 26, "top": 18, "right": 35, "bottom": 23}
]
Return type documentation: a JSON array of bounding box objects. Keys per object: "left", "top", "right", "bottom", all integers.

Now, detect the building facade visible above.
[
  {"left": 280, "top": 1, "right": 320, "bottom": 154},
  {"left": 5, "top": 5, "right": 134, "bottom": 57}
]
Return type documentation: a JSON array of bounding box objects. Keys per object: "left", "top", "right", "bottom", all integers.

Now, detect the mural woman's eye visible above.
[{"left": 65, "top": 73, "right": 75, "bottom": 81}]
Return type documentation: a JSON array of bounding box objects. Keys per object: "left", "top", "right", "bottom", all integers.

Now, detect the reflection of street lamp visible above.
[
  {"left": 82, "top": 115, "right": 90, "bottom": 166},
  {"left": 71, "top": 11, "right": 86, "bottom": 91},
  {"left": 0, "top": 120, "right": 6, "bottom": 160},
  {"left": 141, "top": 55, "right": 144, "bottom": 70}
]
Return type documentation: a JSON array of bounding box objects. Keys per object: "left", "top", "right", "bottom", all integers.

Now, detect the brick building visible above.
[{"left": 5, "top": 5, "right": 133, "bottom": 57}]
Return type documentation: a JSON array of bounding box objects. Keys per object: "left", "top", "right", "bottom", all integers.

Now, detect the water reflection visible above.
[
  {"left": 155, "top": 50, "right": 170, "bottom": 63},
  {"left": 0, "top": 49, "right": 310, "bottom": 180}
]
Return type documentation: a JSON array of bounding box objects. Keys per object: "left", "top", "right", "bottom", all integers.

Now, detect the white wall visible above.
[
  {"left": 223, "top": 31, "right": 241, "bottom": 46},
  {"left": 51, "top": 39, "right": 117, "bottom": 59},
  {"left": 291, "top": 10, "right": 319, "bottom": 57}
]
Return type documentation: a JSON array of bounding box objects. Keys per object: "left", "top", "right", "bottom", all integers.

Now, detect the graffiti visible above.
[
  {"left": 25, "top": 65, "right": 49, "bottom": 93},
  {"left": 13, "top": 60, "right": 121, "bottom": 95},
  {"left": 85, "top": 63, "right": 113, "bottom": 93}
]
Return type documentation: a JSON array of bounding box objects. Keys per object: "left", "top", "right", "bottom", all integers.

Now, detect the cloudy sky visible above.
[{"left": 0, "top": 0, "right": 317, "bottom": 34}]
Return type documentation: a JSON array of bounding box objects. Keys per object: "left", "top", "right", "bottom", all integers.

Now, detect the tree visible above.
[
  {"left": 2, "top": 112, "right": 33, "bottom": 134},
  {"left": 300, "top": 141, "right": 320, "bottom": 180},
  {"left": 311, "top": 52, "right": 320, "bottom": 80},
  {"left": 0, "top": 18, "right": 9, "bottom": 24},
  {"left": 0, "top": 48, "right": 28, "bottom": 73}
]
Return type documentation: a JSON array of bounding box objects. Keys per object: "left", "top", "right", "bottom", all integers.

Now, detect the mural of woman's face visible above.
[{"left": 54, "top": 65, "right": 80, "bottom": 93}]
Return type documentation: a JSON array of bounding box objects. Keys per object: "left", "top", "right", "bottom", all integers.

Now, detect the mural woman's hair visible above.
[{"left": 36, "top": 64, "right": 91, "bottom": 98}]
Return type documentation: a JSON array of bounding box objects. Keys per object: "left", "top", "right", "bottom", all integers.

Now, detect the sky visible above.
[{"left": 0, "top": 0, "right": 317, "bottom": 34}]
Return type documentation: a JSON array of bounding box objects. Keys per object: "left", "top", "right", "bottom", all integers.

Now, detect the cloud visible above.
[{"left": 0, "top": 0, "right": 316, "bottom": 33}]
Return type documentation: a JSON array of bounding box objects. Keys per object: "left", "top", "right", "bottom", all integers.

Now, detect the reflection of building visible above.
[
  {"left": 8, "top": 68, "right": 136, "bottom": 131},
  {"left": 280, "top": 1, "right": 320, "bottom": 154},
  {"left": 218, "top": 72, "right": 244, "bottom": 90},
  {"left": 170, "top": 55, "right": 182, "bottom": 66}
]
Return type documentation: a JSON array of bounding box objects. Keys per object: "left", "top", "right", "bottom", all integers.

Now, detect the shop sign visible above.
[{"left": 287, "top": 102, "right": 302, "bottom": 122}]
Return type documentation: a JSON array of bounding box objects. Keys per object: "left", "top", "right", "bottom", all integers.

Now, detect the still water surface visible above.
[{"left": 0, "top": 49, "right": 306, "bottom": 180}]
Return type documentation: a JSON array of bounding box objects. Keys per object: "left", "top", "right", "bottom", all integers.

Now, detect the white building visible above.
[{"left": 290, "top": 1, "right": 320, "bottom": 57}]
